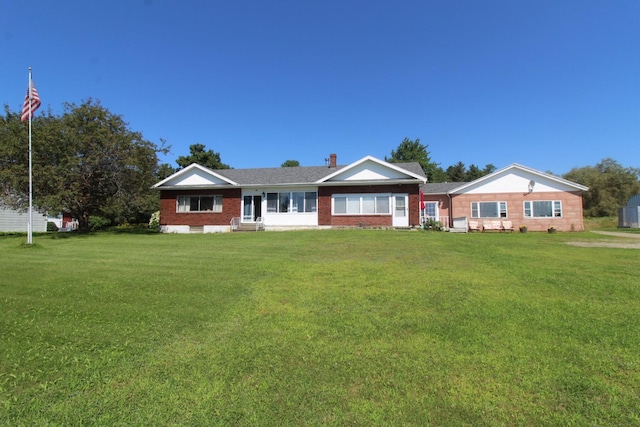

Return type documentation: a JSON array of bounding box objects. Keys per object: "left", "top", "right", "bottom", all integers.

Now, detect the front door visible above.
[
  {"left": 242, "top": 195, "right": 262, "bottom": 222},
  {"left": 392, "top": 194, "right": 409, "bottom": 227}
]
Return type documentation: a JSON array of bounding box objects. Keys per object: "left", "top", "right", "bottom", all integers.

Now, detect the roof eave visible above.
[
  {"left": 154, "top": 184, "right": 238, "bottom": 191},
  {"left": 318, "top": 179, "right": 425, "bottom": 187},
  {"left": 154, "top": 179, "right": 425, "bottom": 190},
  {"left": 446, "top": 163, "right": 589, "bottom": 194}
]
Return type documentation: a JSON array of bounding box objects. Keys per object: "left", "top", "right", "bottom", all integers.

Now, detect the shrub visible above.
[
  {"left": 423, "top": 218, "right": 443, "bottom": 231},
  {"left": 88, "top": 216, "right": 111, "bottom": 231},
  {"left": 149, "top": 211, "right": 160, "bottom": 230},
  {"left": 47, "top": 221, "right": 59, "bottom": 232}
]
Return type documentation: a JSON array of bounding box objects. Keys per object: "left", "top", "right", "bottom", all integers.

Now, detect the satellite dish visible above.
[{"left": 528, "top": 180, "right": 535, "bottom": 193}]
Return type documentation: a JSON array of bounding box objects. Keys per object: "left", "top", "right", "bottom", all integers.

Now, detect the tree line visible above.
[{"left": 1, "top": 102, "right": 638, "bottom": 231}]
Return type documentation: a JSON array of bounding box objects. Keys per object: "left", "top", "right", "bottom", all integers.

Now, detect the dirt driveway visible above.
[{"left": 566, "top": 231, "right": 640, "bottom": 249}]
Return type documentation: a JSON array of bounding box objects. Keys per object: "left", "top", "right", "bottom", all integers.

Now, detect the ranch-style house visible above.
[{"left": 153, "top": 155, "right": 588, "bottom": 233}]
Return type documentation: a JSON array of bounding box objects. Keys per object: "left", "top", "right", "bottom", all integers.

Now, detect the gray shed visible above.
[{"left": 618, "top": 195, "right": 640, "bottom": 228}]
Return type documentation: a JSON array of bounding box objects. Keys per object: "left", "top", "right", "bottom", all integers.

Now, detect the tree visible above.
[
  {"left": 0, "top": 106, "right": 30, "bottom": 208},
  {"left": 441, "top": 162, "right": 496, "bottom": 182},
  {"left": 563, "top": 158, "right": 640, "bottom": 217},
  {"left": 1, "top": 99, "right": 167, "bottom": 231},
  {"left": 445, "top": 162, "right": 467, "bottom": 182},
  {"left": 156, "top": 163, "right": 176, "bottom": 180},
  {"left": 281, "top": 160, "right": 300, "bottom": 167},
  {"left": 483, "top": 164, "right": 497, "bottom": 175},
  {"left": 176, "top": 143, "right": 230, "bottom": 170},
  {"left": 386, "top": 137, "right": 441, "bottom": 182},
  {"left": 429, "top": 166, "right": 448, "bottom": 183},
  {"left": 466, "top": 164, "right": 483, "bottom": 181}
]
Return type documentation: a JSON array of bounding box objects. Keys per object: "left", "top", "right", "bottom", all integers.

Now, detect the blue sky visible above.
[{"left": 2, "top": 1, "right": 639, "bottom": 175}]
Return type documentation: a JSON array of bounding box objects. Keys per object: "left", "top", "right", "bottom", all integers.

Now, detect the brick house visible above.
[
  {"left": 153, "top": 155, "right": 427, "bottom": 233},
  {"left": 420, "top": 163, "right": 589, "bottom": 232}
]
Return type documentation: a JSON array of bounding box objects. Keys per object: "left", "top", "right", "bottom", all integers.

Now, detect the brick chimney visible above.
[{"left": 329, "top": 153, "right": 337, "bottom": 168}]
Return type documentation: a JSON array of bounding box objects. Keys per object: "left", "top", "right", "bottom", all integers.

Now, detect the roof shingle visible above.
[{"left": 208, "top": 161, "right": 426, "bottom": 185}]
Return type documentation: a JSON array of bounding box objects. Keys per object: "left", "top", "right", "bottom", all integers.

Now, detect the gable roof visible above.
[
  {"left": 420, "top": 163, "right": 589, "bottom": 194},
  {"left": 153, "top": 156, "right": 426, "bottom": 189},
  {"left": 152, "top": 163, "right": 239, "bottom": 188},
  {"left": 419, "top": 163, "right": 588, "bottom": 195},
  {"left": 450, "top": 163, "right": 588, "bottom": 193},
  {"left": 317, "top": 156, "right": 427, "bottom": 184}
]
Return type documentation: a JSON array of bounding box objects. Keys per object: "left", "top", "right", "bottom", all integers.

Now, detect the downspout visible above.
[{"left": 447, "top": 192, "right": 453, "bottom": 228}]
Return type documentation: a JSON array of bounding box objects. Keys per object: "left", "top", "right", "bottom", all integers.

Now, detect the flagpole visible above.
[{"left": 27, "top": 67, "right": 33, "bottom": 245}]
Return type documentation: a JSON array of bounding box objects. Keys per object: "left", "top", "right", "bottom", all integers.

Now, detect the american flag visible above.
[{"left": 20, "top": 81, "right": 41, "bottom": 122}]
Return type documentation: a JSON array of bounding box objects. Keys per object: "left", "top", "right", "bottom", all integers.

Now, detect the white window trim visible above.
[
  {"left": 266, "top": 191, "right": 317, "bottom": 214},
  {"left": 470, "top": 201, "right": 508, "bottom": 218},
  {"left": 332, "top": 193, "right": 392, "bottom": 215},
  {"left": 523, "top": 200, "right": 563, "bottom": 218},
  {"left": 176, "top": 195, "right": 223, "bottom": 213},
  {"left": 423, "top": 202, "right": 439, "bottom": 220}
]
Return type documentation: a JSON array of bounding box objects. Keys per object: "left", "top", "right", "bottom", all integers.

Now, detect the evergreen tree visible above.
[
  {"left": 281, "top": 160, "right": 300, "bottom": 167},
  {"left": 176, "top": 143, "right": 230, "bottom": 170},
  {"left": 386, "top": 137, "right": 441, "bottom": 182}
]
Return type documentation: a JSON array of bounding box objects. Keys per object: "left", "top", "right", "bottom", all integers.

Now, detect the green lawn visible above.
[{"left": 1, "top": 230, "right": 639, "bottom": 426}]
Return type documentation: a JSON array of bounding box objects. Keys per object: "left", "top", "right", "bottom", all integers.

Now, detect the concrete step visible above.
[{"left": 235, "top": 223, "right": 265, "bottom": 232}]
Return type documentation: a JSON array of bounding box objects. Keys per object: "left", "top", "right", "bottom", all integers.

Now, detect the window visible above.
[
  {"left": 292, "top": 192, "right": 304, "bottom": 212},
  {"left": 304, "top": 192, "right": 317, "bottom": 212},
  {"left": 423, "top": 202, "right": 437, "bottom": 218},
  {"left": 376, "top": 197, "right": 390, "bottom": 214},
  {"left": 471, "top": 201, "right": 507, "bottom": 218},
  {"left": 177, "top": 195, "right": 222, "bottom": 212},
  {"left": 266, "top": 191, "right": 317, "bottom": 213},
  {"left": 279, "top": 192, "right": 291, "bottom": 213},
  {"left": 524, "top": 200, "right": 562, "bottom": 218},
  {"left": 332, "top": 194, "right": 391, "bottom": 215},
  {"left": 362, "top": 196, "right": 375, "bottom": 214},
  {"left": 266, "top": 193, "right": 278, "bottom": 213}
]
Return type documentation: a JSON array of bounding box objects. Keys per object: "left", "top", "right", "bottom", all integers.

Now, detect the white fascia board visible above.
[
  {"left": 240, "top": 183, "right": 311, "bottom": 188},
  {"left": 153, "top": 184, "right": 238, "bottom": 191},
  {"left": 315, "top": 155, "right": 426, "bottom": 184},
  {"left": 239, "top": 179, "right": 422, "bottom": 189},
  {"left": 317, "top": 179, "right": 422, "bottom": 187},
  {"left": 152, "top": 163, "right": 238, "bottom": 189}
]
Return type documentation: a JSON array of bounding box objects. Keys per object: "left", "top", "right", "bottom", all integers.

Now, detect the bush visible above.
[
  {"left": 88, "top": 216, "right": 111, "bottom": 231},
  {"left": 47, "top": 222, "right": 59, "bottom": 232},
  {"left": 149, "top": 211, "right": 160, "bottom": 230},
  {"left": 423, "top": 218, "right": 443, "bottom": 231}
]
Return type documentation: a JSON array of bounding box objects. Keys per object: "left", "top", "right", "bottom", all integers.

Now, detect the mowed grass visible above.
[{"left": 1, "top": 230, "right": 639, "bottom": 426}]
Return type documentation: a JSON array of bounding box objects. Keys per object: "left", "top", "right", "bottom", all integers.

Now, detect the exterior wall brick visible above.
[
  {"left": 450, "top": 191, "right": 585, "bottom": 231},
  {"left": 330, "top": 215, "right": 393, "bottom": 227},
  {"left": 159, "top": 188, "right": 241, "bottom": 227}
]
